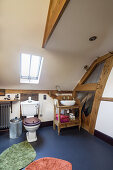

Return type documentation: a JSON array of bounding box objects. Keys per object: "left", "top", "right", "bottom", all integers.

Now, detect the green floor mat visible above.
[{"left": 0, "top": 141, "right": 36, "bottom": 170}]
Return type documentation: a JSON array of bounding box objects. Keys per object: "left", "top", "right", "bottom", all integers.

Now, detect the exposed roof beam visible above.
[
  {"left": 73, "top": 52, "right": 113, "bottom": 94},
  {"left": 42, "top": 0, "right": 70, "bottom": 47},
  {"left": 5, "top": 89, "right": 72, "bottom": 94},
  {"left": 101, "top": 97, "right": 113, "bottom": 102},
  {"left": 72, "top": 52, "right": 113, "bottom": 135},
  {"left": 75, "top": 83, "right": 97, "bottom": 91}
]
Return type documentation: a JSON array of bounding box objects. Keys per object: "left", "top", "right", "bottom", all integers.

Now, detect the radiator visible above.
[{"left": 0, "top": 104, "right": 10, "bottom": 129}]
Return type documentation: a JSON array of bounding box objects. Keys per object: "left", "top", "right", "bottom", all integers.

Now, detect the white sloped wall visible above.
[{"left": 95, "top": 68, "right": 113, "bottom": 138}]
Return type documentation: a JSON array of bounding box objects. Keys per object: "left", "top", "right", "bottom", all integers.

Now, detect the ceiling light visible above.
[{"left": 89, "top": 36, "right": 97, "bottom": 41}]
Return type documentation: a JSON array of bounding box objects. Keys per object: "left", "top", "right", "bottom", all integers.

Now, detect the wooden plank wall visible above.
[{"left": 42, "top": 0, "right": 70, "bottom": 47}]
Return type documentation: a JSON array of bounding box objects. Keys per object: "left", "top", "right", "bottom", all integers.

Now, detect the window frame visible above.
[{"left": 20, "top": 53, "right": 43, "bottom": 84}]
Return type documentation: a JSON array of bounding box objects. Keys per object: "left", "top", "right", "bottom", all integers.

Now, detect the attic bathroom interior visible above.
[{"left": 0, "top": 0, "right": 113, "bottom": 170}]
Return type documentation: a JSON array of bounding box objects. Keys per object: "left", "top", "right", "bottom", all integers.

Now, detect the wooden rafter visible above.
[
  {"left": 5, "top": 89, "right": 57, "bottom": 94},
  {"left": 89, "top": 56, "right": 113, "bottom": 134},
  {"left": 73, "top": 52, "right": 113, "bottom": 134},
  {"left": 4, "top": 89, "right": 72, "bottom": 95},
  {"left": 42, "top": 0, "right": 70, "bottom": 47},
  {"left": 101, "top": 97, "right": 113, "bottom": 102},
  {"left": 78, "top": 60, "right": 97, "bottom": 85},
  {"left": 73, "top": 52, "right": 113, "bottom": 93},
  {"left": 75, "top": 83, "right": 97, "bottom": 92}
]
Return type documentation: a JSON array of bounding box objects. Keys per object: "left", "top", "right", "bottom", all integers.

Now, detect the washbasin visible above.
[{"left": 60, "top": 100, "right": 76, "bottom": 106}]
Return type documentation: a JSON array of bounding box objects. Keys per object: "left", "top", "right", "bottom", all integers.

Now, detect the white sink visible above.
[{"left": 60, "top": 100, "right": 76, "bottom": 106}]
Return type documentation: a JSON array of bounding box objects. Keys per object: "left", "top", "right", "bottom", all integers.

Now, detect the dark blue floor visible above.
[{"left": 0, "top": 126, "right": 113, "bottom": 170}]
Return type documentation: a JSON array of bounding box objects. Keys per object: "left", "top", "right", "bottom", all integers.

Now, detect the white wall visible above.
[
  {"left": 0, "top": 93, "right": 54, "bottom": 122},
  {"left": 95, "top": 101, "right": 113, "bottom": 137},
  {"left": 38, "top": 94, "right": 54, "bottom": 122},
  {"left": 95, "top": 67, "right": 113, "bottom": 138},
  {"left": 102, "top": 67, "right": 113, "bottom": 97}
]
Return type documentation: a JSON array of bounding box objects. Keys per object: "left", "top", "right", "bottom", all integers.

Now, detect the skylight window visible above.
[{"left": 20, "top": 53, "right": 43, "bottom": 84}]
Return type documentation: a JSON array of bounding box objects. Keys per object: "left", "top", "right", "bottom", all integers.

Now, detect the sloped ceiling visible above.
[{"left": 0, "top": 0, "right": 113, "bottom": 90}]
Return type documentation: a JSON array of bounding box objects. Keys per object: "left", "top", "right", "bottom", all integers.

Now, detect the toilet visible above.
[{"left": 21, "top": 97, "right": 41, "bottom": 142}]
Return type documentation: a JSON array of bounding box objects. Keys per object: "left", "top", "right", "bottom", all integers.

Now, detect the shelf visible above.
[
  {"left": 54, "top": 119, "right": 80, "bottom": 129},
  {"left": 55, "top": 118, "right": 80, "bottom": 124},
  {"left": 0, "top": 100, "right": 18, "bottom": 102},
  {"left": 0, "top": 100, "right": 19, "bottom": 113},
  {"left": 56, "top": 104, "right": 80, "bottom": 109}
]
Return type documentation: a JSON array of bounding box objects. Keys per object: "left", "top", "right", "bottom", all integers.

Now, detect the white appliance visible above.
[{"left": 21, "top": 97, "right": 41, "bottom": 142}]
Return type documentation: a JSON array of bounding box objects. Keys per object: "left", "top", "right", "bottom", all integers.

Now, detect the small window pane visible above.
[
  {"left": 21, "top": 53, "right": 30, "bottom": 77},
  {"left": 30, "top": 55, "right": 41, "bottom": 78}
]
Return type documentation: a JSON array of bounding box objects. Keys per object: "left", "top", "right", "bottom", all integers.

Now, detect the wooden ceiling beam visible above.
[
  {"left": 75, "top": 83, "right": 97, "bottom": 92},
  {"left": 42, "top": 0, "right": 70, "bottom": 47},
  {"left": 101, "top": 97, "right": 113, "bottom": 102},
  {"left": 5, "top": 89, "right": 72, "bottom": 95},
  {"left": 78, "top": 60, "right": 97, "bottom": 85},
  {"left": 5, "top": 89, "right": 56, "bottom": 94}
]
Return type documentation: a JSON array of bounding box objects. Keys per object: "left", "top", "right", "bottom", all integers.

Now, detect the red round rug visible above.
[{"left": 25, "top": 157, "right": 72, "bottom": 170}]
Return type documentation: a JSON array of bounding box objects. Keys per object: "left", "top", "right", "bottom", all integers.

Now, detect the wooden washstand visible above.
[{"left": 53, "top": 96, "right": 82, "bottom": 135}]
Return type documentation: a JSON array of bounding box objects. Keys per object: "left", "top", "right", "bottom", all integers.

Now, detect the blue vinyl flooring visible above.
[{"left": 0, "top": 126, "right": 113, "bottom": 170}]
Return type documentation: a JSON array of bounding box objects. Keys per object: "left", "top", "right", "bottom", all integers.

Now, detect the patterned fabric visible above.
[
  {"left": 25, "top": 157, "right": 72, "bottom": 170},
  {"left": 0, "top": 141, "right": 36, "bottom": 170},
  {"left": 56, "top": 114, "right": 69, "bottom": 123}
]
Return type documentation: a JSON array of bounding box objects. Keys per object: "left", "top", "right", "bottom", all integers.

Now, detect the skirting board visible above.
[
  {"left": 40, "top": 121, "right": 53, "bottom": 128},
  {"left": 94, "top": 130, "right": 113, "bottom": 146},
  {"left": 0, "top": 128, "right": 9, "bottom": 132}
]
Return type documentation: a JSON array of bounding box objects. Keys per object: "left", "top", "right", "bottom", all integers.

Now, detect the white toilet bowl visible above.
[{"left": 23, "top": 117, "right": 41, "bottom": 142}]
